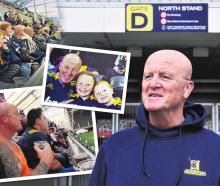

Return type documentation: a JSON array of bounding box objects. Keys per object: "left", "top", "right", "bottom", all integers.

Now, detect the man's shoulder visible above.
[
  {"left": 47, "top": 71, "right": 59, "bottom": 80},
  {"left": 47, "top": 71, "right": 76, "bottom": 87},
  {"left": 19, "top": 128, "right": 47, "bottom": 142},
  {"left": 201, "top": 128, "right": 220, "bottom": 142},
  {"left": 102, "top": 126, "right": 141, "bottom": 149},
  {"left": 0, "top": 141, "right": 21, "bottom": 177},
  {"left": 189, "top": 127, "right": 220, "bottom": 151}
]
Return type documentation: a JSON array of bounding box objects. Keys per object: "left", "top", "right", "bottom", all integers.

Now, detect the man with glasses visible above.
[{"left": 89, "top": 50, "right": 220, "bottom": 186}]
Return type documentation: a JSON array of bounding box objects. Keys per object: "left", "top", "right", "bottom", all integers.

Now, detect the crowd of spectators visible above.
[
  {"left": 98, "top": 120, "right": 112, "bottom": 132},
  {"left": 1, "top": 0, "right": 34, "bottom": 16},
  {"left": 13, "top": 109, "right": 72, "bottom": 174},
  {"left": 98, "top": 119, "right": 136, "bottom": 132},
  {"left": 0, "top": 6, "right": 60, "bottom": 88}
]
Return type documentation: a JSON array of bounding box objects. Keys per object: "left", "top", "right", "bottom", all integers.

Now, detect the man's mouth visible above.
[
  {"left": 63, "top": 74, "right": 71, "bottom": 79},
  {"left": 148, "top": 93, "right": 163, "bottom": 97}
]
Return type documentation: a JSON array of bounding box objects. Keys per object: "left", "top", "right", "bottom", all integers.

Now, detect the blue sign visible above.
[{"left": 126, "top": 3, "right": 208, "bottom": 32}]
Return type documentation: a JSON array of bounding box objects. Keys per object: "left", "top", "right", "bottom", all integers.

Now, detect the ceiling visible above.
[
  {"left": 61, "top": 32, "right": 220, "bottom": 49},
  {"left": 4, "top": 89, "right": 41, "bottom": 114},
  {"left": 61, "top": 32, "right": 220, "bottom": 102},
  {"left": 61, "top": 32, "right": 220, "bottom": 78}
]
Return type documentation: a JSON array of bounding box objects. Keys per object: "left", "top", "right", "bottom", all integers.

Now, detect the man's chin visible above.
[
  {"left": 60, "top": 78, "right": 72, "bottom": 84},
  {"left": 144, "top": 103, "right": 163, "bottom": 112},
  {"left": 17, "top": 127, "right": 23, "bottom": 132}
]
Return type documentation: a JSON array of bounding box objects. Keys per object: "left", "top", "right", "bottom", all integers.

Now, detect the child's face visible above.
[
  {"left": 94, "top": 83, "right": 113, "bottom": 105},
  {"left": 76, "top": 74, "right": 95, "bottom": 98}
]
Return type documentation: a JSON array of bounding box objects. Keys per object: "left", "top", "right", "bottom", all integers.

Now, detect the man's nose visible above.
[
  {"left": 65, "top": 68, "right": 73, "bottom": 75},
  {"left": 148, "top": 75, "right": 161, "bottom": 88},
  {"left": 18, "top": 114, "right": 22, "bottom": 121}
]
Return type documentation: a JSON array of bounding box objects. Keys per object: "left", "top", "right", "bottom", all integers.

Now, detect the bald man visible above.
[
  {"left": 89, "top": 50, "right": 220, "bottom": 186},
  {"left": 0, "top": 102, "right": 54, "bottom": 178},
  {"left": 45, "top": 53, "right": 82, "bottom": 102},
  {"left": 23, "top": 26, "right": 45, "bottom": 63}
]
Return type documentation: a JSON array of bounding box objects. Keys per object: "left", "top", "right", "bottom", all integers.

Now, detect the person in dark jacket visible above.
[
  {"left": 0, "top": 30, "right": 20, "bottom": 83},
  {"left": 0, "top": 22, "right": 31, "bottom": 79},
  {"left": 45, "top": 53, "right": 82, "bottom": 102},
  {"left": 89, "top": 50, "right": 220, "bottom": 186},
  {"left": 18, "top": 108, "right": 74, "bottom": 173}
]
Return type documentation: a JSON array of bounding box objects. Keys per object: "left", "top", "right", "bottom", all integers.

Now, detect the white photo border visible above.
[
  {"left": 41, "top": 43, "right": 131, "bottom": 114},
  {"left": 0, "top": 86, "right": 99, "bottom": 183}
]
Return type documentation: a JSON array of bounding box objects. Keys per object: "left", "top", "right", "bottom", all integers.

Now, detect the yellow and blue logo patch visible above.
[{"left": 184, "top": 160, "right": 206, "bottom": 176}]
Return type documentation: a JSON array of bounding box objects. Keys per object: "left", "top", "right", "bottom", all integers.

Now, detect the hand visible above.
[
  {"left": 113, "top": 66, "right": 121, "bottom": 74},
  {"left": 34, "top": 143, "right": 54, "bottom": 168}
]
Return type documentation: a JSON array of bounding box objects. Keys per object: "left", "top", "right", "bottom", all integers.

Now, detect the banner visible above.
[{"left": 126, "top": 3, "right": 208, "bottom": 32}]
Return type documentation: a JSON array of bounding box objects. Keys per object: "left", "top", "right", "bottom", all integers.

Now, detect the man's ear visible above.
[
  {"left": 0, "top": 114, "right": 7, "bottom": 123},
  {"left": 58, "top": 61, "right": 63, "bottom": 71},
  {"left": 183, "top": 81, "right": 194, "bottom": 99},
  {"left": 35, "top": 118, "right": 40, "bottom": 127}
]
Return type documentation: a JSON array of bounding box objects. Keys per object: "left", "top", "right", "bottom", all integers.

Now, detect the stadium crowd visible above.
[
  {"left": 0, "top": 5, "right": 60, "bottom": 88},
  {"left": 0, "top": 97, "right": 74, "bottom": 178}
]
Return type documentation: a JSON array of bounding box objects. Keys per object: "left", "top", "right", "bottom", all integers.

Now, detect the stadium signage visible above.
[{"left": 125, "top": 3, "right": 208, "bottom": 32}]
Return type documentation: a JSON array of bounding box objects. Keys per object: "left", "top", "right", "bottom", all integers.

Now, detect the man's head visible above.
[
  {"left": 142, "top": 49, "right": 194, "bottom": 113},
  {"left": 13, "top": 25, "right": 25, "bottom": 38},
  {"left": 8, "top": 9, "right": 16, "bottom": 18},
  {"left": 76, "top": 71, "right": 96, "bottom": 99},
  {"left": 58, "top": 53, "right": 82, "bottom": 84},
  {"left": 27, "top": 108, "right": 49, "bottom": 134},
  {"left": 0, "top": 103, "right": 22, "bottom": 134},
  {"left": 24, "top": 26, "right": 34, "bottom": 38}
]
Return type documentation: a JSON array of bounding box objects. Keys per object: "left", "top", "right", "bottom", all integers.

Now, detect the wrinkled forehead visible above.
[
  {"left": 144, "top": 50, "right": 192, "bottom": 77},
  {"left": 62, "top": 58, "right": 80, "bottom": 68},
  {"left": 0, "top": 103, "right": 17, "bottom": 114}
]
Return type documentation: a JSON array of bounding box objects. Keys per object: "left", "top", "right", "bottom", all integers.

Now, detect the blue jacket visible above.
[
  {"left": 89, "top": 102, "right": 220, "bottom": 186},
  {"left": 17, "top": 127, "right": 51, "bottom": 169},
  {"left": 94, "top": 97, "right": 122, "bottom": 110},
  {"left": 68, "top": 94, "right": 97, "bottom": 107},
  {"left": 45, "top": 71, "right": 76, "bottom": 102}
]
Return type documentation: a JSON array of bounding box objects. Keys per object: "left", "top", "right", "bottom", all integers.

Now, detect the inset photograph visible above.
[
  {"left": 42, "top": 44, "right": 130, "bottom": 113},
  {"left": 42, "top": 44, "right": 131, "bottom": 114},
  {"left": 0, "top": 88, "right": 97, "bottom": 182},
  {"left": 0, "top": 15, "right": 61, "bottom": 90}
]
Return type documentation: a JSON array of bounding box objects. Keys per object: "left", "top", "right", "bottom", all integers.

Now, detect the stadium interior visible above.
[
  {"left": 0, "top": 0, "right": 61, "bottom": 88},
  {"left": 1, "top": 89, "right": 96, "bottom": 173},
  {"left": 0, "top": 0, "right": 220, "bottom": 186},
  {"left": 59, "top": 31, "right": 220, "bottom": 185}
]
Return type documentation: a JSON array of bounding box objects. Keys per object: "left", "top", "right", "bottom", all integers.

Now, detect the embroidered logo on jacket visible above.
[{"left": 184, "top": 160, "right": 206, "bottom": 176}]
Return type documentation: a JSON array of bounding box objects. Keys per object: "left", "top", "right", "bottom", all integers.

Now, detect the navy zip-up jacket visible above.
[{"left": 89, "top": 102, "right": 220, "bottom": 186}]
